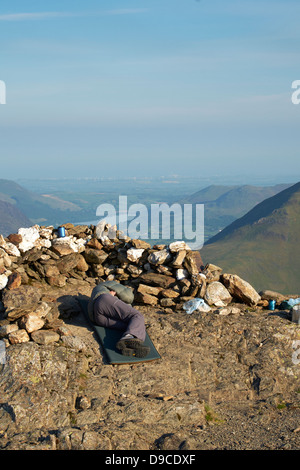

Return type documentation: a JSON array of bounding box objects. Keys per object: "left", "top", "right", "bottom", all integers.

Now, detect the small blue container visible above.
[
  {"left": 57, "top": 226, "right": 66, "bottom": 238},
  {"left": 268, "top": 300, "right": 276, "bottom": 311}
]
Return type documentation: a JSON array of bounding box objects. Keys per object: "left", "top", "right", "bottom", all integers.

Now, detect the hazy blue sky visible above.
[{"left": 0, "top": 0, "right": 299, "bottom": 180}]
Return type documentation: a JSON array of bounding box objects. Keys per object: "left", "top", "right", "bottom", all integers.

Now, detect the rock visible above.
[
  {"left": 204, "top": 281, "right": 232, "bottom": 307},
  {"left": 83, "top": 248, "right": 108, "bottom": 265},
  {"left": 126, "top": 248, "right": 145, "bottom": 263},
  {"left": 95, "top": 220, "right": 108, "bottom": 239},
  {"left": 44, "top": 264, "right": 60, "bottom": 278},
  {"left": 7, "top": 233, "right": 23, "bottom": 246},
  {"left": 67, "top": 225, "right": 89, "bottom": 236},
  {"left": 160, "top": 298, "right": 175, "bottom": 307},
  {"left": 2, "top": 285, "right": 43, "bottom": 311},
  {"left": 0, "top": 235, "right": 21, "bottom": 257},
  {"left": 39, "top": 226, "right": 53, "bottom": 239},
  {"left": 126, "top": 265, "right": 142, "bottom": 277},
  {"left": 52, "top": 236, "right": 85, "bottom": 255},
  {"left": 138, "top": 272, "right": 176, "bottom": 289},
  {"left": 178, "top": 278, "right": 191, "bottom": 295},
  {"left": 31, "top": 329, "right": 60, "bottom": 345},
  {"left": 202, "top": 263, "right": 223, "bottom": 283},
  {"left": 184, "top": 251, "right": 202, "bottom": 275},
  {"left": 51, "top": 243, "right": 75, "bottom": 257},
  {"left": 0, "top": 274, "right": 8, "bottom": 290},
  {"left": 148, "top": 249, "right": 172, "bottom": 266},
  {"left": 136, "top": 292, "right": 158, "bottom": 306},
  {"left": 169, "top": 241, "right": 191, "bottom": 252},
  {"left": 18, "top": 313, "right": 45, "bottom": 333},
  {"left": 75, "top": 255, "right": 89, "bottom": 272},
  {"left": 47, "top": 275, "right": 67, "bottom": 287},
  {"left": 60, "top": 335, "right": 86, "bottom": 351},
  {"left": 18, "top": 226, "right": 40, "bottom": 253},
  {"left": 130, "top": 239, "right": 151, "bottom": 250},
  {"left": 6, "top": 272, "right": 22, "bottom": 290},
  {"left": 259, "top": 290, "right": 286, "bottom": 303},
  {"left": 137, "top": 284, "right": 162, "bottom": 297},
  {"left": 171, "top": 250, "right": 186, "bottom": 268},
  {"left": 215, "top": 306, "right": 241, "bottom": 315},
  {"left": 161, "top": 289, "right": 180, "bottom": 299},
  {"left": 0, "top": 323, "right": 19, "bottom": 338},
  {"left": 86, "top": 238, "right": 103, "bottom": 250},
  {"left": 57, "top": 253, "right": 86, "bottom": 274},
  {"left": 176, "top": 268, "right": 189, "bottom": 281},
  {"left": 5, "top": 302, "right": 51, "bottom": 322},
  {"left": 8, "top": 329, "right": 30, "bottom": 344},
  {"left": 156, "top": 265, "right": 173, "bottom": 276},
  {"left": 222, "top": 273, "right": 261, "bottom": 306},
  {"left": 91, "top": 264, "right": 105, "bottom": 277},
  {"left": 0, "top": 248, "right": 12, "bottom": 270}
]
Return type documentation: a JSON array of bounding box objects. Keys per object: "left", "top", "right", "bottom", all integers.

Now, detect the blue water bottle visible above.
[
  {"left": 268, "top": 300, "right": 276, "bottom": 311},
  {"left": 57, "top": 226, "right": 66, "bottom": 238}
]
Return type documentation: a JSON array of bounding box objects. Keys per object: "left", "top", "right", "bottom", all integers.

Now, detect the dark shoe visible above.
[
  {"left": 133, "top": 344, "right": 150, "bottom": 358},
  {"left": 118, "top": 344, "right": 150, "bottom": 358},
  {"left": 116, "top": 337, "right": 142, "bottom": 351},
  {"left": 120, "top": 347, "right": 135, "bottom": 357}
]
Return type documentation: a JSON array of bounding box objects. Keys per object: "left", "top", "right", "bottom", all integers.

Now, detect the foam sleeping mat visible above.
[{"left": 79, "top": 299, "right": 161, "bottom": 365}]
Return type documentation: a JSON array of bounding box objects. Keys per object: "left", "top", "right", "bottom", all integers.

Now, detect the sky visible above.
[{"left": 0, "top": 0, "right": 299, "bottom": 181}]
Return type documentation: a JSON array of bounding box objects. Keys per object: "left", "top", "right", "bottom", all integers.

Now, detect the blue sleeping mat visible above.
[{"left": 79, "top": 298, "right": 161, "bottom": 365}]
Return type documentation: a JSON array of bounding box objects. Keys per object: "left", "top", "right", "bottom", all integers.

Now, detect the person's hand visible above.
[{"left": 109, "top": 290, "right": 116, "bottom": 296}]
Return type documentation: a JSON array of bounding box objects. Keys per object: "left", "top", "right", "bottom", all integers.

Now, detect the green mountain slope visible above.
[
  {"left": 0, "top": 179, "right": 86, "bottom": 226},
  {"left": 201, "top": 182, "right": 300, "bottom": 295},
  {"left": 0, "top": 200, "right": 32, "bottom": 237},
  {"left": 180, "top": 183, "right": 291, "bottom": 240}
]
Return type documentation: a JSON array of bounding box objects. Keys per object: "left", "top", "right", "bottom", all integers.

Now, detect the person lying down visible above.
[{"left": 89, "top": 280, "right": 150, "bottom": 358}]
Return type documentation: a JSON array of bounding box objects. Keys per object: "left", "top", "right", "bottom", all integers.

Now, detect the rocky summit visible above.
[{"left": 0, "top": 222, "right": 299, "bottom": 450}]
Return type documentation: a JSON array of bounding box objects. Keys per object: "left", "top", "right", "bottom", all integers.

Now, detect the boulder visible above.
[
  {"left": 204, "top": 281, "right": 232, "bottom": 307},
  {"left": 221, "top": 273, "right": 261, "bottom": 306},
  {"left": 2, "top": 285, "right": 43, "bottom": 311}
]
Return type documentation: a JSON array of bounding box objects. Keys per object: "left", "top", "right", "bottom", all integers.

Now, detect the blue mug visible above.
[
  {"left": 268, "top": 300, "right": 276, "bottom": 311},
  {"left": 57, "top": 226, "right": 66, "bottom": 238}
]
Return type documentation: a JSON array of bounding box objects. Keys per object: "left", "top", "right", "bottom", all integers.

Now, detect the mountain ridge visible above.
[{"left": 201, "top": 182, "right": 300, "bottom": 294}]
